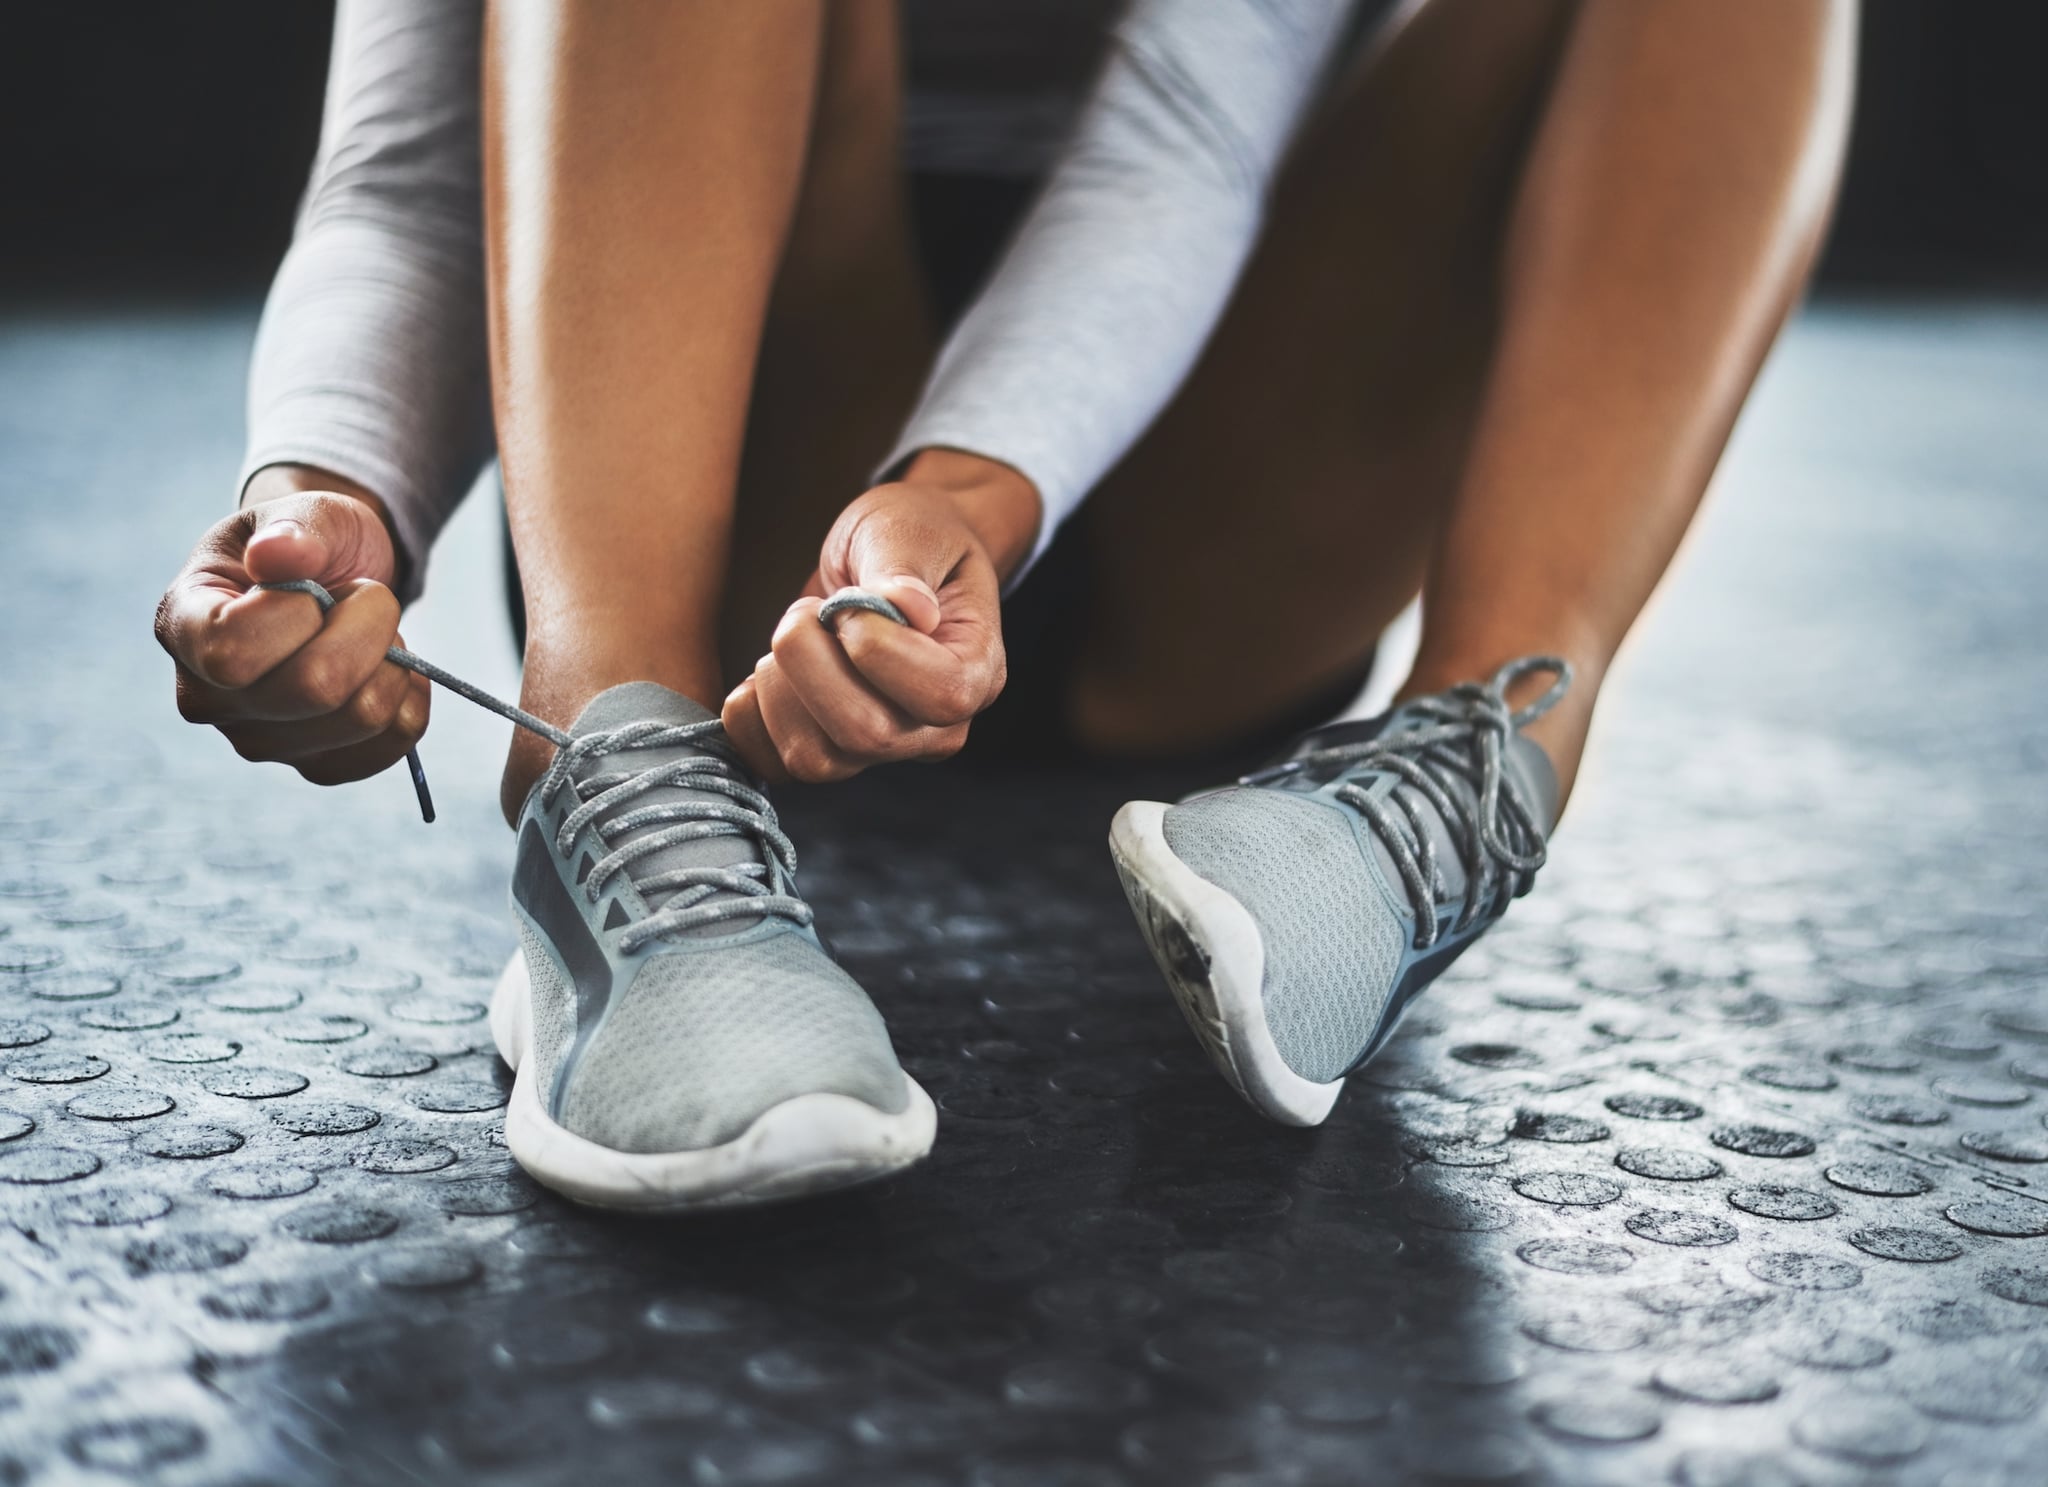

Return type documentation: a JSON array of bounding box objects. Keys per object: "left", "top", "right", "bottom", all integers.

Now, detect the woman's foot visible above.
[
  {"left": 1108, "top": 657, "right": 1569, "bottom": 1126},
  {"left": 493, "top": 682, "right": 935, "bottom": 1209}
]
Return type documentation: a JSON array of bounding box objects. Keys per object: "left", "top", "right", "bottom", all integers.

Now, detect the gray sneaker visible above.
[
  {"left": 490, "top": 682, "right": 934, "bottom": 1209},
  {"left": 1108, "top": 657, "right": 1570, "bottom": 1126}
]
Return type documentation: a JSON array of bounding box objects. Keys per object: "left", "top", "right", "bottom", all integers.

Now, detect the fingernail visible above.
[{"left": 258, "top": 519, "right": 307, "bottom": 542}]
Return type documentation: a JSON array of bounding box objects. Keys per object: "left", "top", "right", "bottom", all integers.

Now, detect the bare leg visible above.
[
  {"left": 1072, "top": 0, "right": 1579, "bottom": 755},
  {"left": 1399, "top": 0, "right": 1856, "bottom": 805},
  {"left": 483, "top": 0, "right": 824, "bottom": 820},
  {"left": 722, "top": 1, "right": 934, "bottom": 684},
  {"left": 1071, "top": 0, "right": 1855, "bottom": 810}
]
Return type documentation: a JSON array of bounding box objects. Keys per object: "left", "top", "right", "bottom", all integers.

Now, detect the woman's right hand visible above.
[{"left": 154, "top": 465, "right": 430, "bottom": 784}]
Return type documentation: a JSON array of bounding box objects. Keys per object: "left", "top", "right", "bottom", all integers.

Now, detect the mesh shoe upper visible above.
[
  {"left": 512, "top": 683, "right": 909, "bottom": 1154},
  {"left": 1163, "top": 788, "right": 1405, "bottom": 1082},
  {"left": 557, "top": 928, "right": 908, "bottom": 1153},
  {"left": 1162, "top": 657, "right": 1570, "bottom": 1083}
]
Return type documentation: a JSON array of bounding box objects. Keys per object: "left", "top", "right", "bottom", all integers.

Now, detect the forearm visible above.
[
  {"left": 883, "top": 0, "right": 1353, "bottom": 580},
  {"left": 242, "top": 0, "right": 493, "bottom": 604},
  {"left": 244, "top": 225, "right": 491, "bottom": 592},
  {"left": 885, "top": 181, "right": 1257, "bottom": 577}
]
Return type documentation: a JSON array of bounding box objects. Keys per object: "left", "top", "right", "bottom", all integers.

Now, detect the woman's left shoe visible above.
[
  {"left": 494, "top": 682, "right": 935, "bottom": 1210},
  {"left": 1108, "top": 657, "right": 1571, "bottom": 1126}
]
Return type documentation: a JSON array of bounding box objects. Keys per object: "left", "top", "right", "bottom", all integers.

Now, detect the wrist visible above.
[{"left": 902, "top": 448, "right": 1042, "bottom": 584}]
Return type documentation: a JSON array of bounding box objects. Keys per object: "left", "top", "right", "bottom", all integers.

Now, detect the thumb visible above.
[
  {"left": 862, "top": 572, "right": 942, "bottom": 635},
  {"left": 843, "top": 517, "right": 950, "bottom": 636},
  {"left": 243, "top": 492, "right": 392, "bottom": 588}
]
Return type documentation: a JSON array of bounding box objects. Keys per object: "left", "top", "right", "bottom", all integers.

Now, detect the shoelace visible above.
[
  {"left": 258, "top": 579, "right": 819, "bottom": 946},
  {"left": 1284, "top": 655, "right": 1571, "bottom": 950},
  {"left": 539, "top": 719, "right": 809, "bottom": 950}
]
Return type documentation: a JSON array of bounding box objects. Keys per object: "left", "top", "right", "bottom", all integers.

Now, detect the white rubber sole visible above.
[
  {"left": 489, "top": 952, "right": 936, "bottom": 1212},
  {"left": 1109, "top": 801, "right": 1342, "bottom": 1128}
]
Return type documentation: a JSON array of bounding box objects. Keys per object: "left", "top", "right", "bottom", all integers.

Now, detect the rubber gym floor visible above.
[{"left": 2, "top": 298, "right": 2045, "bottom": 1485}]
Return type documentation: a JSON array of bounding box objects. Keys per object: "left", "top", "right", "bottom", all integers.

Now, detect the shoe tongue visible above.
[
  {"left": 566, "top": 683, "right": 764, "bottom": 938},
  {"left": 1504, "top": 733, "right": 1560, "bottom": 836},
  {"left": 569, "top": 681, "right": 717, "bottom": 736}
]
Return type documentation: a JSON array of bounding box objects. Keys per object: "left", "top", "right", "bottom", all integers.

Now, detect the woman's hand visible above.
[
  {"left": 154, "top": 465, "right": 430, "bottom": 784},
  {"left": 723, "top": 450, "right": 1041, "bottom": 782}
]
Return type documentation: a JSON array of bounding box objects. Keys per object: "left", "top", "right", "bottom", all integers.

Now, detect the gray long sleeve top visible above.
[{"left": 242, "top": 0, "right": 1353, "bottom": 601}]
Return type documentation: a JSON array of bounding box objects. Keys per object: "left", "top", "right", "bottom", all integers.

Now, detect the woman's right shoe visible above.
[
  {"left": 493, "top": 682, "right": 934, "bottom": 1210},
  {"left": 1108, "top": 657, "right": 1570, "bottom": 1126}
]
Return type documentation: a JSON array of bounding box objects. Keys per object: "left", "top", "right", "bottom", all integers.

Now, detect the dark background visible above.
[{"left": 2, "top": 1, "right": 2045, "bottom": 294}]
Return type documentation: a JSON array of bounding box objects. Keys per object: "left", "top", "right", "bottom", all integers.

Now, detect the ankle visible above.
[
  {"left": 498, "top": 630, "right": 725, "bottom": 827},
  {"left": 1398, "top": 645, "right": 1605, "bottom": 813},
  {"left": 500, "top": 735, "right": 554, "bottom": 828}
]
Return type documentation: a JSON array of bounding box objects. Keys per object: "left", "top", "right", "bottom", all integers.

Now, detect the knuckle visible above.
[
  {"left": 845, "top": 486, "right": 898, "bottom": 532},
  {"left": 223, "top": 730, "right": 272, "bottom": 764},
  {"left": 297, "top": 656, "right": 354, "bottom": 713},
  {"left": 193, "top": 629, "right": 256, "bottom": 689},
  {"left": 152, "top": 591, "right": 177, "bottom": 651},
  {"left": 785, "top": 743, "right": 842, "bottom": 785},
  {"left": 294, "top": 759, "right": 349, "bottom": 788},
  {"left": 773, "top": 600, "right": 823, "bottom": 647},
  {"left": 343, "top": 576, "right": 399, "bottom": 620},
  {"left": 839, "top": 709, "right": 895, "bottom": 757},
  {"left": 345, "top": 683, "right": 397, "bottom": 734},
  {"left": 298, "top": 741, "right": 396, "bottom": 789},
  {"left": 394, "top": 695, "right": 430, "bottom": 746},
  {"left": 365, "top": 667, "right": 413, "bottom": 728},
  {"left": 838, "top": 620, "right": 883, "bottom": 665},
  {"left": 933, "top": 673, "right": 982, "bottom": 724}
]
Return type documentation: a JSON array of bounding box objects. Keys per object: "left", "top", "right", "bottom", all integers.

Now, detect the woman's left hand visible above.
[{"left": 723, "top": 450, "right": 1042, "bottom": 783}]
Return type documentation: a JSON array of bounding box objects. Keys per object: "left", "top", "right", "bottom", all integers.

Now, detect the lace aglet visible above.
[{"left": 404, "top": 748, "right": 436, "bottom": 824}]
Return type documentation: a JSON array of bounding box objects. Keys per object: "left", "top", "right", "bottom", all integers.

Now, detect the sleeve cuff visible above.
[
  {"left": 874, "top": 429, "right": 1074, "bottom": 596},
  {"left": 238, "top": 441, "right": 442, "bottom": 608}
]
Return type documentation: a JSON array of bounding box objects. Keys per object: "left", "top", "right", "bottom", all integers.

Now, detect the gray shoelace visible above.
[
  {"left": 1292, "top": 654, "right": 1571, "bottom": 950},
  {"left": 258, "top": 579, "right": 570, "bottom": 823},
  {"left": 256, "top": 579, "right": 851, "bottom": 945},
  {"left": 539, "top": 719, "right": 810, "bottom": 948}
]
